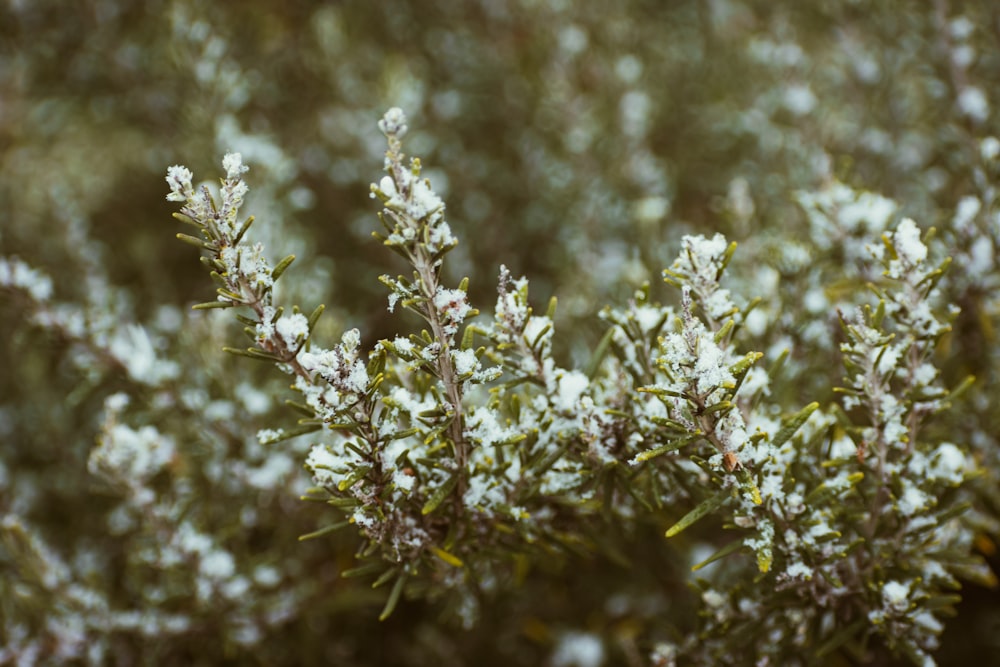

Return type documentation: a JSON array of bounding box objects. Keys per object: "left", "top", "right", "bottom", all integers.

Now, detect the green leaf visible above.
[
  {"left": 662, "top": 268, "right": 682, "bottom": 288},
  {"left": 945, "top": 375, "right": 975, "bottom": 404},
  {"left": 766, "top": 348, "right": 789, "bottom": 378},
  {"left": 378, "top": 570, "right": 407, "bottom": 622},
  {"left": 324, "top": 496, "right": 357, "bottom": 507},
  {"left": 421, "top": 473, "right": 459, "bottom": 515},
  {"left": 924, "top": 593, "right": 962, "bottom": 612},
  {"left": 307, "top": 303, "right": 326, "bottom": 330},
  {"left": 736, "top": 468, "right": 762, "bottom": 505},
  {"left": 527, "top": 322, "right": 552, "bottom": 351},
  {"left": 430, "top": 546, "right": 464, "bottom": 567},
  {"left": 632, "top": 432, "right": 702, "bottom": 463},
  {"left": 387, "top": 427, "right": 421, "bottom": 441},
  {"left": 285, "top": 400, "right": 316, "bottom": 417},
  {"left": 528, "top": 440, "right": 573, "bottom": 478},
  {"left": 719, "top": 241, "right": 738, "bottom": 275},
  {"left": 205, "top": 257, "right": 227, "bottom": 273},
  {"left": 713, "top": 319, "right": 734, "bottom": 344},
  {"left": 729, "top": 351, "right": 763, "bottom": 378},
  {"left": 771, "top": 402, "right": 819, "bottom": 450},
  {"left": 297, "top": 520, "right": 350, "bottom": 541},
  {"left": 691, "top": 538, "right": 745, "bottom": 571},
  {"left": 216, "top": 288, "right": 244, "bottom": 302},
  {"left": 337, "top": 465, "right": 372, "bottom": 492},
  {"left": 947, "top": 558, "right": 998, "bottom": 588},
  {"left": 916, "top": 256, "right": 951, "bottom": 292},
  {"left": 741, "top": 295, "right": 763, "bottom": 320},
  {"left": 340, "top": 561, "right": 384, "bottom": 579},
  {"left": 171, "top": 211, "right": 199, "bottom": 227},
  {"left": 701, "top": 400, "right": 734, "bottom": 417},
  {"left": 665, "top": 489, "right": 730, "bottom": 538},
  {"left": 360, "top": 540, "right": 380, "bottom": 559},
  {"left": 647, "top": 415, "right": 689, "bottom": 431},
  {"left": 621, "top": 477, "right": 654, "bottom": 512},
  {"left": 586, "top": 325, "right": 617, "bottom": 379},
  {"left": 871, "top": 299, "right": 886, "bottom": 329},
  {"left": 815, "top": 618, "right": 867, "bottom": 658},
  {"left": 299, "top": 491, "right": 329, "bottom": 503},
  {"left": 192, "top": 300, "right": 234, "bottom": 310},
  {"left": 460, "top": 322, "right": 477, "bottom": 350},
  {"left": 271, "top": 254, "right": 296, "bottom": 281},
  {"left": 495, "top": 432, "right": 527, "bottom": 446},
  {"left": 545, "top": 295, "right": 558, "bottom": 319},
  {"left": 637, "top": 386, "right": 686, "bottom": 400},
  {"left": 371, "top": 566, "right": 400, "bottom": 589},
  {"left": 805, "top": 471, "right": 864, "bottom": 505},
  {"left": 222, "top": 346, "right": 281, "bottom": 361},
  {"left": 936, "top": 500, "right": 973, "bottom": 524},
  {"left": 175, "top": 232, "right": 213, "bottom": 250},
  {"left": 233, "top": 215, "right": 255, "bottom": 244},
  {"left": 258, "top": 422, "right": 322, "bottom": 444}
]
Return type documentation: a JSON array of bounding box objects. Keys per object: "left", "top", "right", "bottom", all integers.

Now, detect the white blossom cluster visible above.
[
  {"left": 370, "top": 108, "right": 456, "bottom": 258},
  {"left": 796, "top": 181, "right": 899, "bottom": 266},
  {"left": 0, "top": 256, "right": 53, "bottom": 302},
  {"left": 682, "top": 220, "right": 981, "bottom": 665}
]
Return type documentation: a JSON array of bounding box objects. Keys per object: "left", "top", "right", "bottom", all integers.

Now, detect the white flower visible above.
[
  {"left": 275, "top": 313, "right": 309, "bottom": 347},
  {"left": 634, "top": 196, "right": 669, "bottom": 223},
  {"left": 89, "top": 423, "right": 176, "bottom": 485},
  {"left": 927, "top": 443, "right": 968, "bottom": 485},
  {"left": 378, "top": 107, "right": 408, "bottom": 138},
  {"left": 890, "top": 218, "right": 927, "bottom": 266},
  {"left": 165, "top": 165, "right": 193, "bottom": 202},
  {"left": 222, "top": 152, "right": 249, "bottom": 179},
  {"left": 957, "top": 86, "right": 989, "bottom": 123},
  {"left": 0, "top": 257, "right": 53, "bottom": 301},
  {"left": 980, "top": 137, "right": 1000, "bottom": 161},
  {"left": 784, "top": 84, "right": 817, "bottom": 116},
  {"left": 109, "top": 324, "right": 179, "bottom": 385},
  {"left": 434, "top": 288, "right": 472, "bottom": 336},
  {"left": 881, "top": 580, "right": 911, "bottom": 613},
  {"left": 199, "top": 549, "right": 236, "bottom": 580},
  {"left": 550, "top": 632, "right": 603, "bottom": 667},
  {"left": 342, "top": 328, "right": 361, "bottom": 352}
]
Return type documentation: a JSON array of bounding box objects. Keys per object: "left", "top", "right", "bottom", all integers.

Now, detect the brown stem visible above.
[
  {"left": 386, "top": 144, "right": 469, "bottom": 489},
  {"left": 412, "top": 244, "right": 468, "bottom": 478}
]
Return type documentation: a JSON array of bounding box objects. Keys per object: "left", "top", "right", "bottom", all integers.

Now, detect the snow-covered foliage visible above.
[
  {"left": 4, "top": 3, "right": 1000, "bottom": 666},
  {"left": 155, "top": 107, "right": 992, "bottom": 665}
]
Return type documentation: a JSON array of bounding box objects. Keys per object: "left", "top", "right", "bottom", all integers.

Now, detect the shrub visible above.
[{"left": 3, "top": 3, "right": 1000, "bottom": 665}]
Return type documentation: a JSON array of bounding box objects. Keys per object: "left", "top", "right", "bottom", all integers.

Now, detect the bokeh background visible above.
[{"left": 2, "top": 1, "right": 999, "bottom": 665}]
